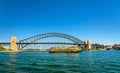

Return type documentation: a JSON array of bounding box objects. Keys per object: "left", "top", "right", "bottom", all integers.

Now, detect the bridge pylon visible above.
[
  {"left": 85, "top": 40, "right": 92, "bottom": 50},
  {"left": 9, "top": 37, "right": 19, "bottom": 52}
]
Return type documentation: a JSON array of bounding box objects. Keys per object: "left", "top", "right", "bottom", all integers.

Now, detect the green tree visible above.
[{"left": 0, "top": 45, "right": 6, "bottom": 51}]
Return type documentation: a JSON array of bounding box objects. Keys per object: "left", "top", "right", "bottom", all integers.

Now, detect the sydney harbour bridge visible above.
[{"left": 0, "top": 32, "right": 91, "bottom": 51}]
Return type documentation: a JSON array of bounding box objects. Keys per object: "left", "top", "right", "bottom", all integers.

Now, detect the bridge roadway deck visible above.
[{"left": 0, "top": 42, "right": 83, "bottom": 45}]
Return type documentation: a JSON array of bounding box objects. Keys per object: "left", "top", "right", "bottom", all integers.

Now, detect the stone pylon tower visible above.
[
  {"left": 10, "top": 37, "right": 19, "bottom": 52},
  {"left": 85, "top": 40, "right": 92, "bottom": 50}
]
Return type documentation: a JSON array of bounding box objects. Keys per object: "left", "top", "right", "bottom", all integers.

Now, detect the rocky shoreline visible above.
[{"left": 49, "top": 46, "right": 83, "bottom": 53}]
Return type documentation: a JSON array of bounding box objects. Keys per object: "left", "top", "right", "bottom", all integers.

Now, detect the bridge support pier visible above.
[
  {"left": 85, "top": 40, "right": 92, "bottom": 50},
  {"left": 9, "top": 37, "right": 19, "bottom": 52}
]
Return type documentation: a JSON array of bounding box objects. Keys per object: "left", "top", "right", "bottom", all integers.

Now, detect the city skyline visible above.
[{"left": 0, "top": 0, "right": 120, "bottom": 45}]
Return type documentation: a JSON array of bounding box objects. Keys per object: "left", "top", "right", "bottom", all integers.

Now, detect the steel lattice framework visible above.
[{"left": 19, "top": 32, "right": 84, "bottom": 49}]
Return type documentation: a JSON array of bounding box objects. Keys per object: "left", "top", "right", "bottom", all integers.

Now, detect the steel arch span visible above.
[{"left": 18, "top": 32, "right": 84, "bottom": 49}]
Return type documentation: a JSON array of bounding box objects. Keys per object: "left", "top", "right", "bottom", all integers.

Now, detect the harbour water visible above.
[{"left": 0, "top": 50, "right": 120, "bottom": 73}]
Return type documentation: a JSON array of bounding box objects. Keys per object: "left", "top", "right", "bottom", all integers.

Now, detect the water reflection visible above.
[
  {"left": 50, "top": 53, "right": 81, "bottom": 66},
  {"left": 51, "top": 53, "right": 80, "bottom": 59},
  {"left": 86, "top": 51, "right": 96, "bottom": 71},
  {"left": 52, "top": 53, "right": 79, "bottom": 56},
  {"left": 8, "top": 53, "right": 17, "bottom": 73}
]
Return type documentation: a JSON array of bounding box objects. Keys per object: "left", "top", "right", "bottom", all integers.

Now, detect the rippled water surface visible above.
[{"left": 0, "top": 50, "right": 120, "bottom": 73}]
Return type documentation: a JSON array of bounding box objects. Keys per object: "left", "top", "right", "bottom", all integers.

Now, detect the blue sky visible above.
[{"left": 0, "top": 0, "right": 120, "bottom": 45}]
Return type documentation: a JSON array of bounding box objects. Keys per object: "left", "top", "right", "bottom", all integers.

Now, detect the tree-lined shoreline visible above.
[{"left": 0, "top": 46, "right": 12, "bottom": 52}]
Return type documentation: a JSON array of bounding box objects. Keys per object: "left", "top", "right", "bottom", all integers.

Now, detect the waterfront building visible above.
[
  {"left": 105, "top": 45, "right": 113, "bottom": 50},
  {"left": 92, "top": 43, "right": 105, "bottom": 50},
  {"left": 113, "top": 44, "right": 120, "bottom": 50}
]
